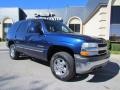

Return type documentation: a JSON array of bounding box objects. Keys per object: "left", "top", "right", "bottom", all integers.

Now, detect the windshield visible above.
[{"left": 44, "top": 20, "right": 73, "bottom": 33}]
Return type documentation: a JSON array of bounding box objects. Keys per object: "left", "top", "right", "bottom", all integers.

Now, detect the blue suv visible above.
[{"left": 6, "top": 18, "right": 110, "bottom": 81}]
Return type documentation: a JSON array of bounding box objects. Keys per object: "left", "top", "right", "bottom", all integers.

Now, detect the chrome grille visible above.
[
  {"left": 98, "top": 50, "right": 107, "bottom": 55},
  {"left": 98, "top": 43, "right": 107, "bottom": 55},
  {"left": 98, "top": 43, "right": 107, "bottom": 47}
]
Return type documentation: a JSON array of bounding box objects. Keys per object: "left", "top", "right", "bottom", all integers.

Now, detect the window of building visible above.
[
  {"left": 111, "top": 6, "right": 120, "bottom": 24},
  {"left": 69, "top": 24, "right": 80, "bottom": 32},
  {"left": 3, "top": 23, "right": 12, "bottom": 34},
  {"left": 68, "top": 17, "right": 82, "bottom": 33},
  {"left": 3, "top": 18, "right": 13, "bottom": 40},
  {"left": 3, "top": 23, "right": 12, "bottom": 39}
]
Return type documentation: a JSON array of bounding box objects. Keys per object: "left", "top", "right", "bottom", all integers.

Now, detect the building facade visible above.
[{"left": 0, "top": 0, "right": 120, "bottom": 40}]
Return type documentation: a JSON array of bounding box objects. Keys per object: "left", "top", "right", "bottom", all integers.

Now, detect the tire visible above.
[
  {"left": 50, "top": 52, "right": 75, "bottom": 81},
  {"left": 9, "top": 44, "right": 20, "bottom": 60}
]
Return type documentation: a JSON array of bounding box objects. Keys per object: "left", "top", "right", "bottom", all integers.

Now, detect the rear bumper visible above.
[{"left": 74, "top": 52, "right": 110, "bottom": 74}]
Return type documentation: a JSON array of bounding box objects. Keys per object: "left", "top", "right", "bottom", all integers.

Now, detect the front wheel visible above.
[
  {"left": 50, "top": 52, "right": 75, "bottom": 81},
  {"left": 9, "top": 44, "right": 20, "bottom": 60}
]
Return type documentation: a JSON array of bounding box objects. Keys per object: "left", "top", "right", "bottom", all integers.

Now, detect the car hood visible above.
[{"left": 47, "top": 33, "right": 105, "bottom": 43}]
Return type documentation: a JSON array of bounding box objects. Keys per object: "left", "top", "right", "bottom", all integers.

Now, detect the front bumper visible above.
[{"left": 74, "top": 52, "right": 110, "bottom": 74}]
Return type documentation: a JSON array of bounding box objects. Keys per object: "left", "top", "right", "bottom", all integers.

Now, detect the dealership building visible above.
[{"left": 0, "top": 0, "right": 120, "bottom": 40}]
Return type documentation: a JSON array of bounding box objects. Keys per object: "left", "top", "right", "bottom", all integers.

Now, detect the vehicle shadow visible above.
[
  {"left": 30, "top": 58, "right": 50, "bottom": 67},
  {"left": 87, "top": 61, "right": 120, "bottom": 82},
  {"left": 17, "top": 56, "right": 30, "bottom": 60},
  {"left": 15, "top": 55, "right": 50, "bottom": 66},
  {"left": 70, "top": 61, "right": 120, "bottom": 82}
]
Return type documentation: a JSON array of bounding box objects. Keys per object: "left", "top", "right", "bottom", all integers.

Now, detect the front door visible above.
[{"left": 26, "top": 20, "right": 46, "bottom": 60}]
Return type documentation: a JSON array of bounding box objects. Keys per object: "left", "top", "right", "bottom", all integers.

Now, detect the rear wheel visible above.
[
  {"left": 9, "top": 44, "right": 20, "bottom": 60},
  {"left": 50, "top": 52, "right": 75, "bottom": 81}
]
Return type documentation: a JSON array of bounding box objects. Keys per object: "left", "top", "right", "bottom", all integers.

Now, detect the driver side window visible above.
[{"left": 28, "top": 21, "right": 42, "bottom": 34}]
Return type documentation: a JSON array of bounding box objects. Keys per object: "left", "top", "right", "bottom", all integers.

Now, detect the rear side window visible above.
[
  {"left": 17, "top": 21, "right": 29, "bottom": 33},
  {"left": 8, "top": 22, "right": 21, "bottom": 33}
]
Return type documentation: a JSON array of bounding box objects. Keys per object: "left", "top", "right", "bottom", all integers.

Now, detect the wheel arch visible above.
[
  {"left": 8, "top": 40, "right": 15, "bottom": 48},
  {"left": 47, "top": 45, "right": 74, "bottom": 62}
]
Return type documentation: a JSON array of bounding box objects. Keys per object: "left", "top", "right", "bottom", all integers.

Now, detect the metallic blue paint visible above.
[{"left": 7, "top": 19, "right": 104, "bottom": 61}]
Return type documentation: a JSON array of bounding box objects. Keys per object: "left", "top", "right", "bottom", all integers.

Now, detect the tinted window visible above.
[
  {"left": 9, "top": 22, "right": 21, "bottom": 33},
  {"left": 69, "top": 24, "right": 74, "bottom": 31},
  {"left": 69, "top": 24, "right": 80, "bottom": 32},
  {"left": 75, "top": 24, "right": 80, "bottom": 32},
  {"left": 17, "top": 21, "right": 28, "bottom": 33},
  {"left": 28, "top": 20, "right": 42, "bottom": 33},
  {"left": 44, "top": 20, "right": 73, "bottom": 33}
]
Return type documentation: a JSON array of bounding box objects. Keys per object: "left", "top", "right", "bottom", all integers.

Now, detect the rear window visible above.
[
  {"left": 17, "top": 21, "right": 29, "bottom": 33},
  {"left": 8, "top": 22, "right": 21, "bottom": 33}
]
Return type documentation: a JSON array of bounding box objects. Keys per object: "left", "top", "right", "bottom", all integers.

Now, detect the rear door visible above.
[{"left": 15, "top": 21, "right": 29, "bottom": 53}]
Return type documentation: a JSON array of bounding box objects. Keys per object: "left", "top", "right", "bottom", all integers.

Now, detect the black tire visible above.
[
  {"left": 9, "top": 44, "right": 20, "bottom": 60},
  {"left": 50, "top": 52, "right": 75, "bottom": 81}
]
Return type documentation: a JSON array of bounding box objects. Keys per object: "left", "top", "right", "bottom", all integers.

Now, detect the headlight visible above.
[
  {"left": 81, "top": 43, "right": 98, "bottom": 49},
  {"left": 80, "top": 43, "right": 98, "bottom": 56}
]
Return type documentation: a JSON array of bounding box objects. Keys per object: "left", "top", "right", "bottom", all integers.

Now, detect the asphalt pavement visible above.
[{"left": 0, "top": 42, "right": 8, "bottom": 51}]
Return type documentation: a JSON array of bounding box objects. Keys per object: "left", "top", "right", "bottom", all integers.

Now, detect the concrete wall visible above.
[
  {"left": 84, "top": 7, "right": 101, "bottom": 38},
  {"left": 0, "top": 22, "right": 2, "bottom": 40},
  {"left": 83, "top": 0, "right": 113, "bottom": 40},
  {"left": 83, "top": 6, "right": 110, "bottom": 40},
  {"left": 113, "top": 0, "right": 120, "bottom": 6}
]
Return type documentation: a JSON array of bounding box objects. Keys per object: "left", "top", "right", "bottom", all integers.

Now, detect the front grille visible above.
[
  {"left": 98, "top": 43, "right": 107, "bottom": 55},
  {"left": 98, "top": 50, "right": 107, "bottom": 55},
  {"left": 98, "top": 43, "right": 107, "bottom": 47}
]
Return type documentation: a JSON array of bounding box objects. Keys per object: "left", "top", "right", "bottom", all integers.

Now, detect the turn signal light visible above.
[{"left": 80, "top": 51, "right": 89, "bottom": 56}]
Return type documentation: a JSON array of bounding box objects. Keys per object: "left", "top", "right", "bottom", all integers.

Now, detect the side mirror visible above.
[{"left": 36, "top": 27, "right": 43, "bottom": 35}]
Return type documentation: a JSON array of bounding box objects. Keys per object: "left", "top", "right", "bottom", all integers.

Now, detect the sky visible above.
[{"left": 0, "top": 0, "right": 87, "bottom": 9}]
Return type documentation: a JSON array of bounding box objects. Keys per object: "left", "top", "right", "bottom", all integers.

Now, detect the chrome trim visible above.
[
  {"left": 16, "top": 45, "right": 44, "bottom": 53},
  {"left": 74, "top": 54, "right": 109, "bottom": 74},
  {"left": 83, "top": 47, "right": 107, "bottom": 52},
  {"left": 37, "top": 45, "right": 44, "bottom": 48},
  {"left": 53, "top": 58, "right": 69, "bottom": 76}
]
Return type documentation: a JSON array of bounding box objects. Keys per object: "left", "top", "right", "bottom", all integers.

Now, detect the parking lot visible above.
[{"left": 0, "top": 50, "right": 120, "bottom": 90}]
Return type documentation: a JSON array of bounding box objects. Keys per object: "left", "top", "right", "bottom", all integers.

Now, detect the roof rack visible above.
[
  {"left": 35, "top": 13, "right": 55, "bottom": 18},
  {"left": 34, "top": 13, "right": 63, "bottom": 21}
]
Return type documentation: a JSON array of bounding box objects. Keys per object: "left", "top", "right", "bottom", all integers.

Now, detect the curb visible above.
[{"left": 0, "top": 49, "right": 9, "bottom": 51}]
